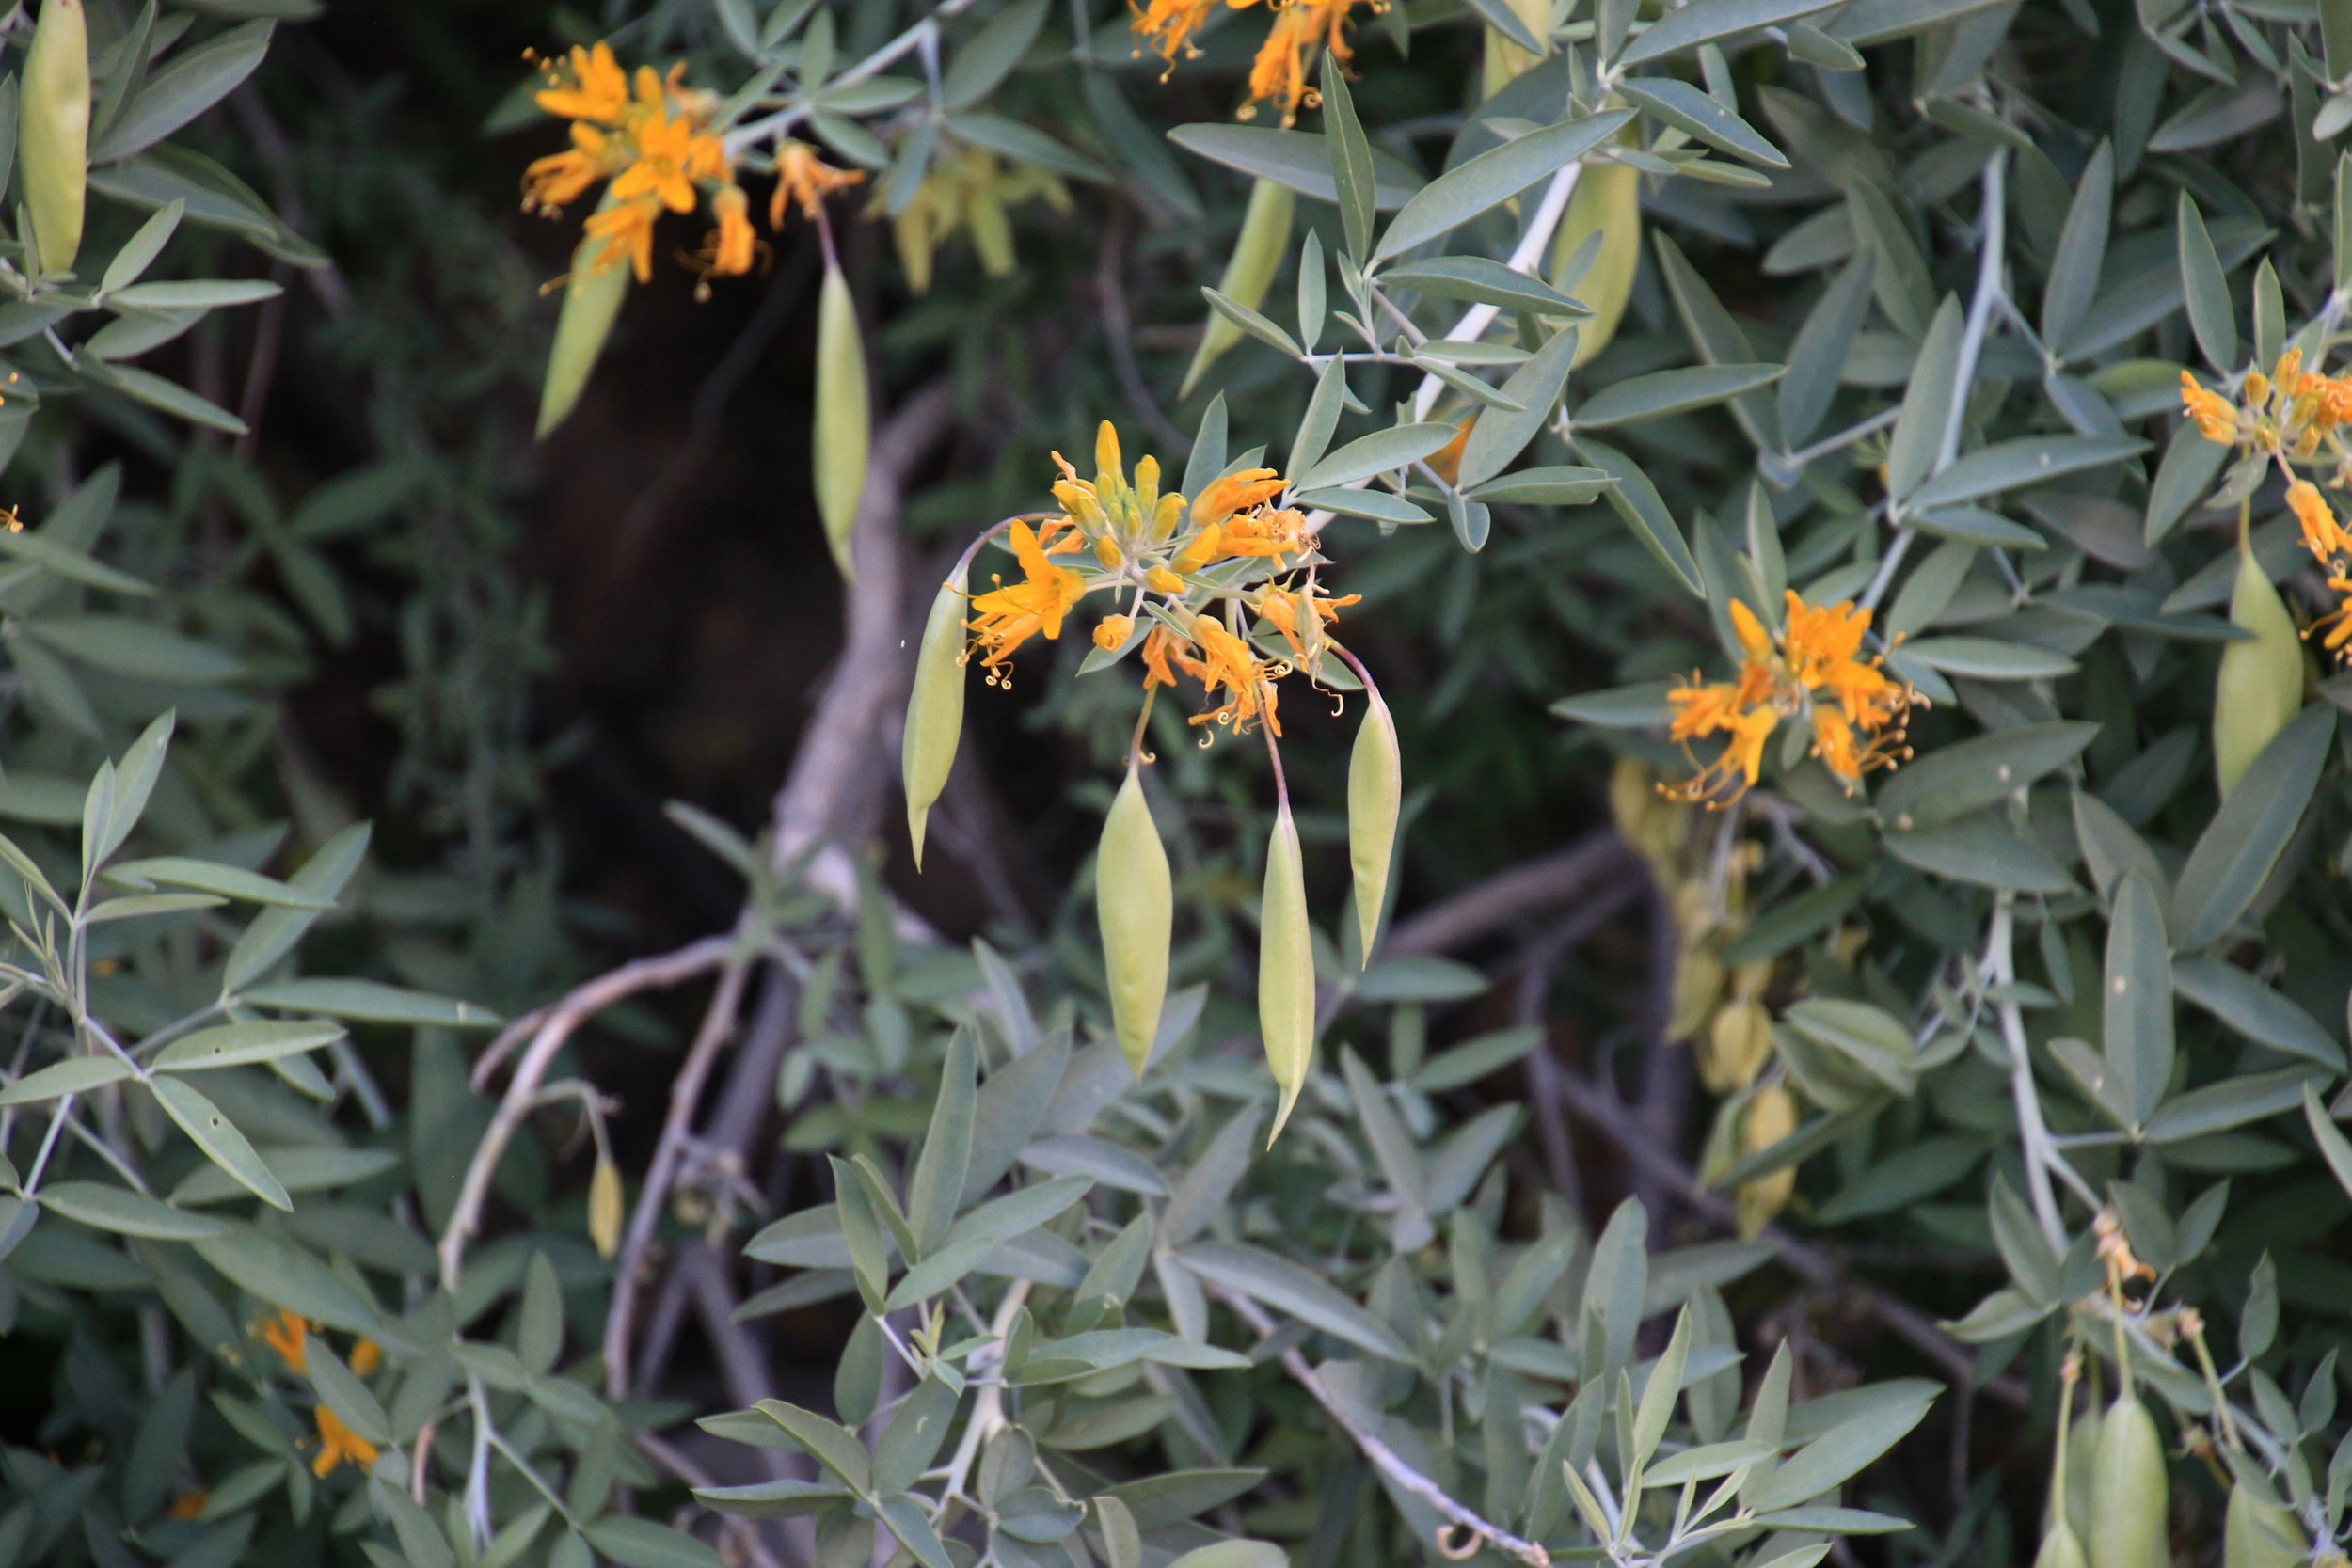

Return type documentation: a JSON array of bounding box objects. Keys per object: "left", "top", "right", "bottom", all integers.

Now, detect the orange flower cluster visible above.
[
  {"left": 524, "top": 44, "right": 859, "bottom": 288},
  {"left": 965, "top": 424, "right": 1355, "bottom": 740},
  {"left": 1665, "top": 594, "right": 1918, "bottom": 806},
  {"left": 1131, "top": 0, "right": 1368, "bottom": 125},
  {"left": 2182, "top": 351, "right": 2352, "bottom": 660}
]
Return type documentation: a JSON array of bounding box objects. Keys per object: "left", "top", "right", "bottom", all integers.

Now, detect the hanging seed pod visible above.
[
  {"left": 588, "top": 1154, "right": 624, "bottom": 1259},
  {"left": 2065, "top": 1403, "right": 2103, "bottom": 1541},
  {"left": 2035, "top": 1520, "right": 2090, "bottom": 1568},
  {"left": 2224, "top": 1485, "right": 2303, "bottom": 1568},
  {"left": 1260, "top": 802, "right": 1315, "bottom": 1144},
  {"left": 1551, "top": 158, "right": 1640, "bottom": 370},
  {"left": 20, "top": 0, "right": 87, "bottom": 277},
  {"left": 536, "top": 230, "right": 631, "bottom": 437},
  {"left": 1735, "top": 1083, "right": 1797, "bottom": 1236},
  {"left": 2214, "top": 537, "right": 2302, "bottom": 797},
  {"left": 1346, "top": 689, "right": 1401, "bottom": 964},
  {"left": 2089, "top": 1395, "right": 2169, "bottom": 1568},
  {"left": 903, "top": 575, "right": 968, "bottom": 869},
  {"left": 1098, "top": 762, "right": 1172, "bottom": 1078},
  {"left": 1179, "top": 179, "right": 1295, "bottom": 399},
  {"left": 814, "top": 258, "right": 871, "bottom": 580}
]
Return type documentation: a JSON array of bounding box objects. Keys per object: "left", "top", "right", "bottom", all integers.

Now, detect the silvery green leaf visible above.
[
  {"left": 1175, "top": 1242, "right": 1412, "bottom": 1361},
  {"left": 941, "top": 0, "right": 1047, "bottom": 110},
  {"left": 2173, "top": 958, "right": 2344, "bottom": 1068},
  {"left": 2143, "top": 420, "right": 2230, "bottom": 545},
  {"left": 1466, "top": 465, "right": 1613, "bottom": 505},
  {"left": 1319, "top": 58, "right": 1375, "bottom": 261},
  {"left": 92, "top": 22, "right": 273, "bottom": 163},
  {"left": 1456, "top": 326, "right": 1580, "bottom": 490},
  {"left": 1620, "top": 0, "right": 1840, "bottom": 64},
  {"left": 1295, "top": 421, "right": 1459, "bottom": 490},
  {"left": 1167, "top": 125, "right": 1424, "bottom": 210},
  {"left": 2143, "top": 1068, "right": 2327, "bottom": 1143},
  {"left": 2178, "top": 191, "right": 2238, "bottom": 372},
  {"left": 1572, "top": 362, "right": 1784, "bottom": 427},
  {"left": 1622, "top": 77, "right": 1788, "bottom": 166},
  {"left": 2042, "top": 142, "right": 2112, "bottom": 356},
  {"left": 1381, "top": 255, "right": 1586, "bottom": 314},
  {"left": 1200, "top": 287, "right": 1302, "bottom": 359},
  {"left": 1575, "top": 436, "right": 1703, "bottom": 594},
  {"left": 2104, "top": 873, "right": 2173, "bottom": 1129},
  {"left": 1778, "top": 251, "right": 1874, "bottom": 447},
  {"left": 2171, "top": 703, "right": 2333, "bottom": 949},
  {"left": 1873, "top": 721, "right": 2097, "bottom": 830},
  {"left": 1883, "top": 814, "right": 2077, "bottom": 893},
  {"left": 1907, "top": 435, "right": 2146, "bottom": 510},
  {"left": 1886, "top": 296, "right": 1963, "bottom": 501},
  {"left": 1897, "top": 636, "right": 2077, "bottom": 680},
  {"left": 1375, "top": 111, "right": 1632, "bottom": 259},
  {"left": 1654, "top": 234, "right": 1784, "bottom": 451}
]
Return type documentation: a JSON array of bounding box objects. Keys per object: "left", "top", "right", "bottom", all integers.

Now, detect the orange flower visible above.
[
  {"left": 261, "top": 1310, "right": 309, "bottom": 1373},
  {"left": 1131, "top": 0, "right": 1227, "bottom": 71},
  {"left": 1141, "top": 626, "right": 1188, "bottom": 689},
  {"left": 1186, "top": 614, "right": 1279, "bottom": 735},
  {"left": 770, "top": 141, "right": 866, "bottom": 227},
  {"left": 1216, "top": 506, "right": 1310, "bottom": 563},
  {"left": 1425, "top": 410, "right": 1476, "bottom": 488},
  {"left": 1189, "top": 467, "right": 1284, "bottom": 530},
  {"left": 310, "top": 1406, "right": 378, "bottom": 1479},
  {"left": 584, "top": 197, "right": 660, "bottom": 281},
  {"left": 1094, "top": 613, "right": 1136, "bottom": 651},
  {"left": 697, "top": 183, "right": 759, "bottom": 282},
  {"left": 1245, "top": 0, "right": 1358, "bottom": 126},
  {"left": 2290, "top": 479, "right": 2350, "bottom": 564},
  {"left": 2179, "top": 372, "right": 2240, "bottom": 445},
  {"left": 167, "top": 1491, "right": 208, "bottom": 1520},
  {"left": 350, "top": 1338, "right": 382, "bottom": 1376},
  {"left": 967, "top": 522, "right": 1088, "bottom": 682},
  {"left": 534, "top": 42, "right": 630, "bottom": 124}
]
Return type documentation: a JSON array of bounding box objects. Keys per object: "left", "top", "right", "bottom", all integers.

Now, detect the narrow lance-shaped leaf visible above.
[
  {"left": 1260, "top": 802, "right": 1315, "bottom": 1144},
  {"left": 2178, "top": 192, "right": 2237, "bottom": 373},
  {"left": 2103, "top": 872, "right": 2172, "bottom": 1131},
  {"left": 1319, "top": 55, "right": 1374, "bottom": 262},
  {"left": 2172, "top": 702, "right": 2333, "bottom": 949},
  {"left": 2042, "top": 141, "right": 2112, "bottom": 357},
  {"left": 903, "top": 574, "right": 967, "bottom": 869},
  {"left": 1346, "top": 687, "right": 1400, "bottom": 963},
  {"left": 1099, "top": 762, "right": 1172, "bottom": 1077},
  {"left": 813, "top": 258, "right": 869, "bottom": 580},
  {"left": 907, "top": 1028, "right": 976, "bottom": 1256}
]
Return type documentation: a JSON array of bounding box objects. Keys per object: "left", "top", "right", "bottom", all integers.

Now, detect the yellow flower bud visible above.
[
  {"left": 1096, "top": 534, "right": 1123, "bottom": 568},
  {"left": 1260, "top": 802, "right": 1315, "bottom": 1144},
  {"left": 1346, "top": 689, "right": 1401, "bottom": 964},
  {"left": 21, "top": 0, "right": 88, "bottom": 277},
  {"left": 1702, "top": 1001, "right": 1774, "bottom": 1095},
  {"left": 589, "top": 1155, "right": 624, "bottom": 1259},
  {"left": 1135, "top": 454, "right": 1159, "bottom": 516},
  {"left": 1150, "top": 493, "right": 1185, "bottom": 544},
  {"left": 1147, "top": 567, "right": 1184, "bottom": 594},
  {"left": 2215, "top": 535, "right": 2303, "bottom": 797},
  {"left": 2088, "top": 1395, "right": 2168, "bottom": 1568},
  {"left": 1098, "top": 762, "right": 1172, "bottom": 1078},
  {"left": 902, "top": 576, "right": 968, "bottom": 869}
]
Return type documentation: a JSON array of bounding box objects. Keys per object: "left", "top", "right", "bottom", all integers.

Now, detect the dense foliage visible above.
[{"left": 8, "top": 0, "right": 2352, "bottom": 1566}]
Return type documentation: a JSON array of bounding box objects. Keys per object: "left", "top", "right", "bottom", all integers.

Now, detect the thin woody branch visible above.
[{"left": 1212, "top": 1287, "right": 1553, "bottom": 1568}]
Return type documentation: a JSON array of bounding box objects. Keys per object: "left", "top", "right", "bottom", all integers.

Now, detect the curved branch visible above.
[{"left": 1386, "top": 831, "right": 1645, "bottom": 957}]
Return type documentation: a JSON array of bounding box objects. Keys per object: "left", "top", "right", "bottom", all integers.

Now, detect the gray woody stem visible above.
[{"left": 1212, "top": 1287, "right": 1554, "bottom": 1568}]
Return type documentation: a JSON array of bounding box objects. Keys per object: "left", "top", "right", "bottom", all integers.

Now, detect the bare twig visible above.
[
  {"left": 1213, "top": 1288, "right": 1552, "bottom": 1568},
  {"left": 437, "top": 933, "right": 735, "bottom": 1287},
  {"left": 604, "top": 952, "right": 756, "bottom": 1398},
  {"left": 1386, "top": 831, "right": 1643, "bottom": 957}
]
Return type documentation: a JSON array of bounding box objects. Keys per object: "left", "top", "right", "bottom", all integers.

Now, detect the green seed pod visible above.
[
  {"left": 2088, "top": 1396, "right": 2168, "bottom": 1568},
  {"left": 814, "top": 258, "right": 870, "bottom": 581},
  {"left": 1260, "top": 801, "right": 1315, "bottom": 1144},
  {"left": 1098, "top": 762, "right": 1172, "bottom": 1079},
  {"left": 2064, "top": 1404, "right": 2102, "bottom": 1542},
  {"left": 1179, "top": 178, "right": 1295, "bottom": 400},
  {"left": 1346, "top": 689, "right": 1401, "bottom": 964},
  {"left": 902, "top": 575, "right": 968, "bottom": 870},
  {"left": 536, "top": 230, "right": 630, "bottom": 438},
  {"left": 1551, "top": 158, "right": 1640, "bottom": 370},
  {"left": 2224, "top": 1485, "right": 2304, "bottom": 1568},
  {"left": 2214, "top": 538, "right": 2302, "bottom": 797},
  {"left": 2035, "top": 1520, "right": 2090, "bottom": 1568},
  {"left": 21, "top": 0, "right": 89, "bottom": 277}
]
